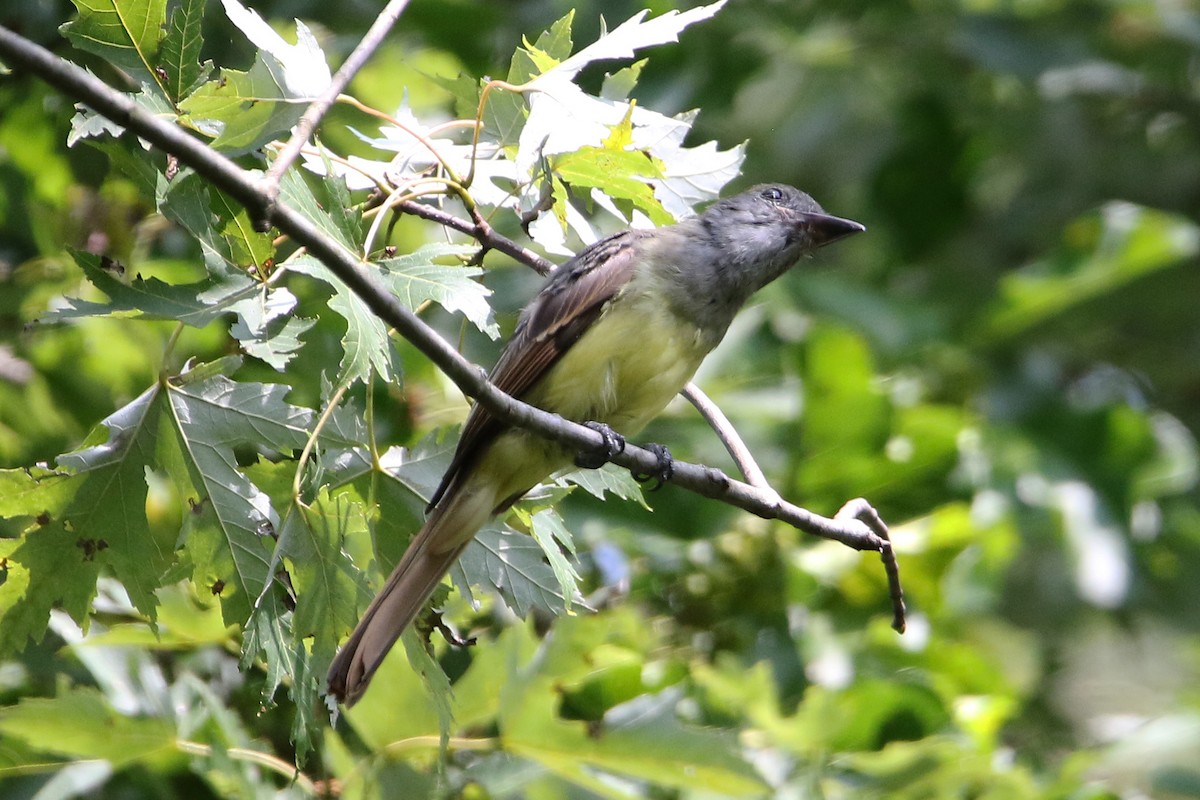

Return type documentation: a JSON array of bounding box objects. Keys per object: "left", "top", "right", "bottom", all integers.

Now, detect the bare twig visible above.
[
  {"left": 0, "top": 25, "right": 904, "bottom": 632},
  {"left": 681, "top": 382, "right": 772, "bottom": 491},
  {"left": 392, "top": 198, "right": 555, "bottom": 275},
  {"left": 835, "top": 498, "right": 906, "bottom": 633},
  {"left": 258, "top": 0, "right": 414, "bottom": 222}
]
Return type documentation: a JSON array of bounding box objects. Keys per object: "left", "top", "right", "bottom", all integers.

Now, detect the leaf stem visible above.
[
  {"left": 176, "top": 739, "right": 318, "bottom": 794},
  {"left": 293, "top": 381, "right": 352, "bottom": 501}
]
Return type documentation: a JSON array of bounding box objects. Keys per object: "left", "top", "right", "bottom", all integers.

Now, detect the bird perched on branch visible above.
[{"left": 328, "top": 183, "right": 864, "bottom": 704}]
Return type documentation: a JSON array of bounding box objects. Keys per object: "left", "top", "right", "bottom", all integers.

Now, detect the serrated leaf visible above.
[
  {"left": 165, "top": 375, "right": 315, "bottom": 623},
  {"left": 210, "top": 189, "right": 275, "bottom": 271},
  {"left": 379, "top": 436, "right": 457, "bottom": 502},
  {"left": 0, "top": 688, "right": 174, "bottom": 767},
  {"left": 456, "top": 525, "right": 569, "bottom": 618},
  {"left": 600, "top": 59, "right": 646, "bottom": 102},
  {"left": 432, "top": 72, "right": 482, "bottom": 121},
  {"left": 377, "top": 243, "right": 498, "bottom": 339},
  {"left": 68, "top": 81, "right": 177, "bottom": 147},
  {"left": 481, "top": 81, "right": 527, "bottom": 150},
  {"left": 0, "top": 388, "right": 191, "bottom": 651},
  {"left": 228, "top": 287, "right": 315, "bottom": 370},
  {"left": 219, "top": 0, "right": 330, "bottom": 98},
  {"left": 561, "top": 462, "right": 648, "bottom": 508},
  {"left": 42, "top": 249, "right": 257, "bottom": 326},
  {"left": 160, "top": 0, "right": 210, "bottom": 102},
  {"left": 159, "top": 171, "right": 270, "bottom": 273},
  {"left": 523, "top": 11, "right": 575, "bottom": 73},
  {"left": 61, "top": 0, "right": 169, "bottom": 99},
  {"left": 528, "top": 509, "right": 581, "bottom": 612},
  {"left": 242, "top": 587, "right": 294, "bottom": 698},
  {"left": 277, "top": 169, "right": 361, "bottom": 251},
  {"left": 555, "top": 145, "right": 671, "bottom": 226},
  {"left": 179, "top": 0, "right": 330, "bottom": 154},
  {"left": 280, "top": 489, "right": 371, "bottom": 659},
  {"left": 544, "top": 2, "right": 726, "bottom": 82},
  {"left": 180, "top": 59, "right": 308, "bottom": 154},
  {"left": 0, "top": 483, "right": 104, "bottom": 654},
  {"left": 288, "top": 254, "right": 394, "bottom": 385}
]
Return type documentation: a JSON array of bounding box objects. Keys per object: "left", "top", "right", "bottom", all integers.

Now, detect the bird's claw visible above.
[
  {"left": 574, "top": 421, "right": 626, "bottom": 469},
  {"left": 632, "top": 443, "right": 674, "bottom": 491}
]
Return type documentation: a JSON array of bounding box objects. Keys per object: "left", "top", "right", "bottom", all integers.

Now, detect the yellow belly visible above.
[
  {"left": 439, "top": 291, "right": 716, "bottom": 545},
  {"left": 527, "top": 293, "right": 713, "bottom": 436}
]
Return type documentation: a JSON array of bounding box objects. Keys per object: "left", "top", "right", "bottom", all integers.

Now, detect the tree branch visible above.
[
  {"left": 681, "top": 382, "right": 773, "bottom": 490},
  {"left": 392, "top": 198, "right": 554, "bottom": 275},
  {"left": 258, "top": 0, "right": 414, "bottom": 222},
  {"left": 0, "top": 24, "right": 904, "bottom": 633}
]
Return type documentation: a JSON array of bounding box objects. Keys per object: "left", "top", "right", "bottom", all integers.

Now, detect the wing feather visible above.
[{"left": 426, "top": 229, "right": 647, "bottom": 510}]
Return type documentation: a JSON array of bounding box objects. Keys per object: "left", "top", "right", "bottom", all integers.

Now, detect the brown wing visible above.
[{"left": 426, "top": 229, "right": 647, "bottom": 510}]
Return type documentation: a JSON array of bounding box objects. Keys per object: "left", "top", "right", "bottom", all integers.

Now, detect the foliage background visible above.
[{"left": 1, "top": 0, "right": 1199, "bottom": 798}]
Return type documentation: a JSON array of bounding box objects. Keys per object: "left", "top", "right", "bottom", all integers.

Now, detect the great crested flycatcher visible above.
[{"left": 327, "top": 183, "right": 864, "bottom": 704}]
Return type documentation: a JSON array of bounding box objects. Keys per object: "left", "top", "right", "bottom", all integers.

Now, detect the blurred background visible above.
[{"left": 2, "top": 0, "right": 1199, "bottom": 797}]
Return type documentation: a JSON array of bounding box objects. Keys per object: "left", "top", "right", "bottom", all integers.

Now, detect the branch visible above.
[
  {"left": 394, "top": 199, "right": 554, "bottom": 275},
  {"left": 258, "top": 0, "right": 414, "bottom": 220},
  {"left": 0, "top": 25, "right": 905, "bottom": 633},
  {"left": 681, "top": 382, "right": 773, "bottom": 490}
]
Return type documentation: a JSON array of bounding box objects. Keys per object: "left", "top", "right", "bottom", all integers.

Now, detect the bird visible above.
[{"left": 327, "top": 183, "right": 865, "bottom": 704}]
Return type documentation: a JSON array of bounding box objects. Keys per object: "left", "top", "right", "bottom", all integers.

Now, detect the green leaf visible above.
[
  {"left": 0, "top": 480, "right": 103, "bottom": 654},
  {"left": 376, "top": 243, "right": 498, "bottom": 339},
  {"left": 523, "top": 11, "right": 576, "bottom": 73},
  {"left": 210, "top": 189, "right": 275, "bottom": 272},
  {"left": 600, "top": 59, "right": 646, "bottom": 102},
  {"left": 179, "top": 0, "right": 330, "bottom": 154},
  {"left": 561, "top": 462, "right": 648, "bottom": 508},
  {"left": 0, "top": 688, "right": 174, "bottom": 767},
  {"left": 61, "top": 0, "right": 169, "bottom": 100},
  {"left": 42, "top": 250, "right": 258, "bottom": 327},
  {"left": 159, "top": 171, "right": 275, "bottom": 274},
  {"left": 165, "top": 375, "right": 313, "bottom": 623},
  {"left": 0, "top": 387, "right": 179, "bottom": 648},
  {"left": 455, "top": 525, "right": 571, "bottom": 619},
  {"left": 160, "top": 0, "right": 210, "bottom": 102},
  {"left": 180, "top": 59, "right": 307, "bottom": 154},
  {"left": 340, "top": 627, "right": 448, "bottom": 747},
  {"left": 68, "top": 82, "right": 178, "bottom": 148},
  {"left": 82, "top": 583, "right": 232, "bottom": 648},
  {"left": 288, "top": 254, "right": 395, "bottom": 385},
  {"left": 528, "top": 509, "right": 580, "bottom": 611},
  {"left": 498, "top": 615, "right": 767, "bottom": 795},
  {"left": 280, "top": 488, "right": 371, "bottom": 659},
  {"left": 277, "top": 168, "right": 361, "bottom": 251},
  {"left": 554, "top": 145, "right": 672, "bottom": 226},
  {"left": 228, "top": 287, "right": 314, "bottom": 370}
]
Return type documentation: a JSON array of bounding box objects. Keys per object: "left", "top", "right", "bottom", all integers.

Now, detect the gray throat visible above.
[{"left": 643, "top": 217, "right": 801, "bottom": 340}]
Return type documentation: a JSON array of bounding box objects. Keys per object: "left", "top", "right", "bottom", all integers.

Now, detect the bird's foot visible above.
[
  {"left": 574, "top": 421, "right": 627, "bottom": 469},
  {"left": 633, "top": 443, "right": 674, "bottom": 491}
]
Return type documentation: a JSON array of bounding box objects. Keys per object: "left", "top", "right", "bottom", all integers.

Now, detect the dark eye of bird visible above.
[{"left": 762, "top": 187, "right": 784, "bottom": 203}]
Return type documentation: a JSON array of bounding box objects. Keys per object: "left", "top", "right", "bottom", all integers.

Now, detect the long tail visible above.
[{"left": 327, "top": 488, "right": 487, "bottom": 705}]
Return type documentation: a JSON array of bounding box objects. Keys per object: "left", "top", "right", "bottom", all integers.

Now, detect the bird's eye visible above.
[{"left": 762, "top": 187, "right": 784, "bottom": 203}]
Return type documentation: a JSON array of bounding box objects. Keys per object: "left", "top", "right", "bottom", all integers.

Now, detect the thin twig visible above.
[
  {"left": 681, "top": 382, "right": 772, "bottom": 491},
  {"left": 392, "top": 198, "right": 555, "bottom": 275},
  {"left": 0, "top": 25, "right": 903, "bottom": 632},
  {"left": 258, "top": 0, "right": 414, "bottom": 221},
  {"left": 835, "top": 498, "right": 906, "bottom": 632}
]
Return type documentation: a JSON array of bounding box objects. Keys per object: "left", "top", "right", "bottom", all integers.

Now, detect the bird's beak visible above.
[{"left": 799, "top": 212, "right": 866, "bottom": 248}]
